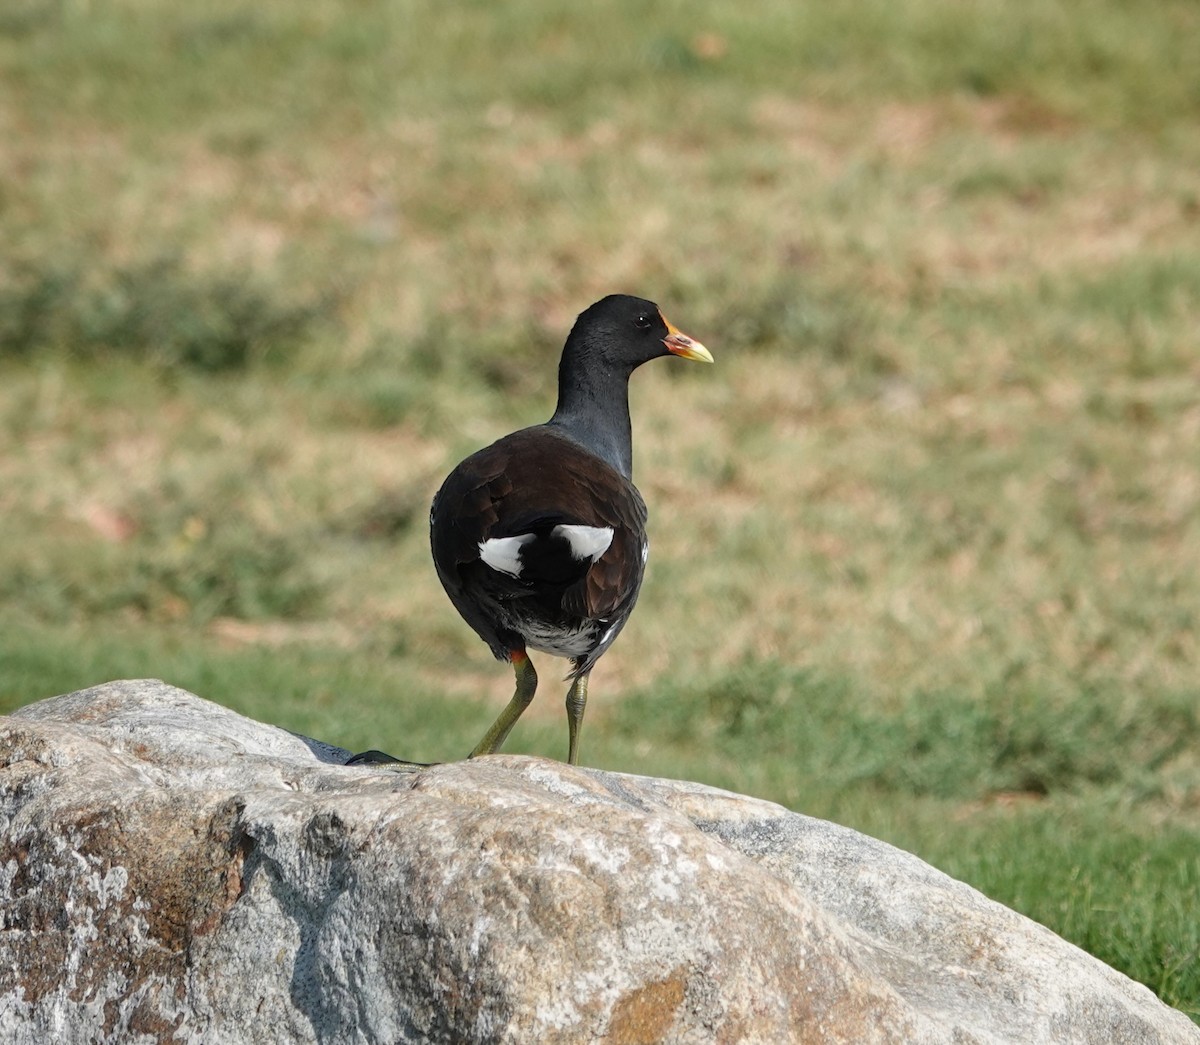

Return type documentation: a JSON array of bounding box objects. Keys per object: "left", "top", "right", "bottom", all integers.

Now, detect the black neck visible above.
[{"left": 547, "top": 362, "right": 635, "bottom": 478}]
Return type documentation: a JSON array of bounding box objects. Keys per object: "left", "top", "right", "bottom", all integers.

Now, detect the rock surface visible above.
[{"left": 0, "top": 679, "right": 1195, "bottom": 1045}]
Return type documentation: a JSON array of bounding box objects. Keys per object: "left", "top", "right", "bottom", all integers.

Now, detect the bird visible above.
[{"left": 424, "top": 294, "right": 712, "bottom": 766}]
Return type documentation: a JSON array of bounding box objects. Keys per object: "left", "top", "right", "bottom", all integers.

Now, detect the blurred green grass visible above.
[{"left": 2, "top": 0, "right": 1198, "bottom": 1020}]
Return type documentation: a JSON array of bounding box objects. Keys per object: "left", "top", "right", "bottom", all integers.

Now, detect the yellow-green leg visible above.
[
  {"left": 470, "top": 650, "right": 538, "bottom": 758},
  {"left": 565, "top": 671, "right": 590, "bottom": 766}
]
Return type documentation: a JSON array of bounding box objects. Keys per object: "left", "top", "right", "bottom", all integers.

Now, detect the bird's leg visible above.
[
  {"left": 469, "top": 649, "right": 538, "bottom": 758},
  {"left": 565, "top": 668, "right": 590, "bottom": 766}
]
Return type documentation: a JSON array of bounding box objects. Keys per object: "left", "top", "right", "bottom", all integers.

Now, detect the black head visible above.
[
  {"left": 549, "top": 295, "right": 712, "bottom": 477},
  {"left": 561, "top": 294, "right": 712, "bottom": 375}
]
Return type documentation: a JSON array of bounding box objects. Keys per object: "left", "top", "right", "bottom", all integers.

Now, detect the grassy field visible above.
[{"left": 2, "top": 0, "right": 1198, "bottom": 1020}]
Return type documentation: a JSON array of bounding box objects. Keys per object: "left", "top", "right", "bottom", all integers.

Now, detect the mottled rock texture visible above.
[{"left": 1, "top": 680, "right": 1196, "bottom": 1044}]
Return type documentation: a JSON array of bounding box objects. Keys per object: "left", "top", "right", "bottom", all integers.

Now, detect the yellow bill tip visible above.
[{"left": 662, "top": 316, "right": 714, "bottom": 363}]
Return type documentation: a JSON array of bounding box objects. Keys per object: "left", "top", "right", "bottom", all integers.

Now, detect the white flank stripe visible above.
[
  {"left": 478, "top": 533, "right": 536, "bottom": 577},
  {"left": 553, "top": 524, "right": 614, "bottom": 562}
]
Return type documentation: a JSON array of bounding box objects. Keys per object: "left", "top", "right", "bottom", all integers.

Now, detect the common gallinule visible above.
[{"left": 428, "top": 294, "right": 712, "bottom": 765}]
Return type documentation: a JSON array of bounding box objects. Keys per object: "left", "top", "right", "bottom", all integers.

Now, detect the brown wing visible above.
[
  {"left": 555, "top": 467, "right": 646, "bottom": 620},
  {"left": 430, "top": 426, "right": 648, "bottom": 639}
]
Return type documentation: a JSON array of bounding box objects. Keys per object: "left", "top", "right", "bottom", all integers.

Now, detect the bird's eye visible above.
[{"left": 634, "top": 314, "right": 653, "bottom": 331}]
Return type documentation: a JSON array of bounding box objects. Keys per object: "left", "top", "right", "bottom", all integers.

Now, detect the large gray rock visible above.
[{"left": 0, "top": 680, "right": 1195, "bottom": 1044}]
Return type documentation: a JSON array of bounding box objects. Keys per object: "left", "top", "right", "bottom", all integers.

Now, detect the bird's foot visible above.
[{"left": 344, "top": 749, "right": 437, "bottom": 770}]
